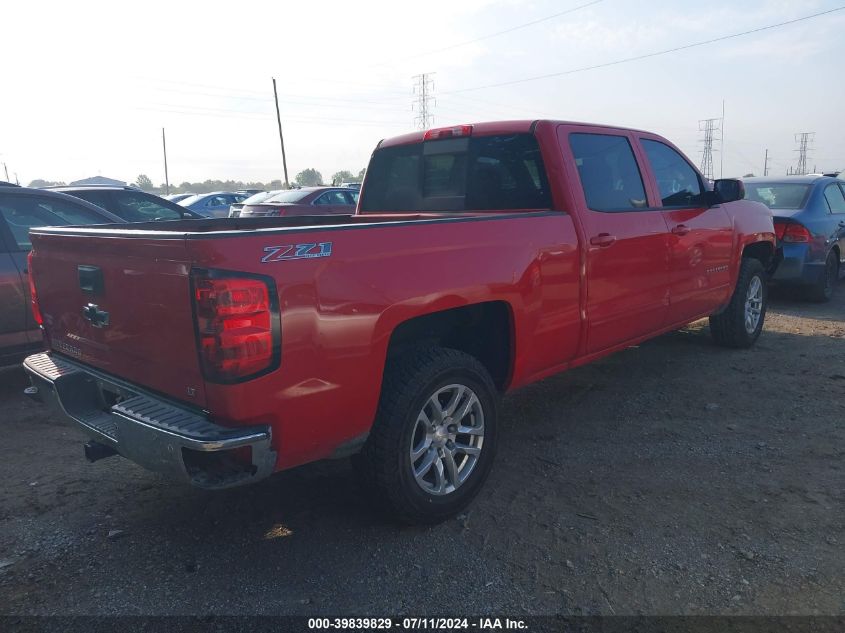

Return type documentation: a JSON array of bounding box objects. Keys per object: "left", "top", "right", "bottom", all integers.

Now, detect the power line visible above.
[
  {"left": 412, "top": 73, "right": 436, "bottom": 129},
  {"left": 396, "top": 0, "right": 603, "bottom": 62},
  {"left": 135, "top": 107, "right": 408, "bottom": 127},
  {"left": 439, "top": 5, "right": 845, "bottom": 95}
]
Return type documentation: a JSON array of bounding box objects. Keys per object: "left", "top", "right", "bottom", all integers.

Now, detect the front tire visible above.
[
  {"left": 806, "top": 250, "right": 838, "bottom": 303},
  {"left": 354, "top": 347, "right": 498, "bottom": 524},
  {"left": 709, "top": 257, "right": 767, "bottom": 348}
]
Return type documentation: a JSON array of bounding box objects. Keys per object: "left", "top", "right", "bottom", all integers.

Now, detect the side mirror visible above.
[{"left": 713, "top": 178, "right": 745, "bottom": 203}]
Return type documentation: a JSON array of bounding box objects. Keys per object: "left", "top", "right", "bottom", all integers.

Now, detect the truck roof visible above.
[{"left": 377, "top": 119, "right": 656, "bottom": 149}]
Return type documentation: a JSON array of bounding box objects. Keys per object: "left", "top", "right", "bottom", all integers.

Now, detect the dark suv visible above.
[
  {"left": 0, "top": 184, "right": 121, "bottom": 365},
  {"left": 48, "top": 186, "right": 204, "bottom": 221}
]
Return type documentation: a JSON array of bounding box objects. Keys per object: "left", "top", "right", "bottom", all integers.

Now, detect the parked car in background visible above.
[
  {"left": 238, "top": 186, "right": 358, "bottom": 217},
  {"left": 229, "top": 190, "right": 280, "bottom": 218},
  {"left": 0, "top": 184, "right": 121, "bottom": 365},
  {"left": 179, "top": 192, "right": 250, "bottom": 218},
  {"left": 164, "top": 193, "right": 196, "bottom": 203},
  {"left": 48, "top": 186, "right": 204, "bottom": 221},
  {"left": 744, "top": 175, "right": 845, "bottom": 301},
  {"left": 340, "top": 182, "right": 362, "bottom": 190}
]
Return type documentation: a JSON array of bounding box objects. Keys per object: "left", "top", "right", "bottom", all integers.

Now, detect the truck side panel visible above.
[{"left": 186, "top": 213, "right": 581, "bottom": 469}]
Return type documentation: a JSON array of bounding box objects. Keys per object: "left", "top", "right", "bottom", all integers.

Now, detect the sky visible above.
[{"left": 1, "top": 0, "right": 843, "bottom": 187}]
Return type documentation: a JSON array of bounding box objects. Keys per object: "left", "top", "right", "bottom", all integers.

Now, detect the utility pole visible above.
[
  {"left": 271, "top": 78, "right": 290, "bottom": 189},
  {"left": 763, "top": 149, "right": 770, "bottom": 177},
  {"left": 162, "top": 128, "right": 170, "bottom": 196},
  {"left": 794, "top": 132, "right": 814, "bottom": 175},
  {"left": 698, "top": 118, "right": 721, "bottom": 181},
  {"left": 2, "top": 162, "right": 8, "bottom": 182},
  {"left": 412, "top": 73, "right": 436, "bottom": 130},
  {"left": 720, "top": 100, "right": 725, "bottom": 178}
]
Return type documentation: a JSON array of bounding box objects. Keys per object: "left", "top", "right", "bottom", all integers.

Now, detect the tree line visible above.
[{"left": 28, "top": 168, "right": 366, "bottom": 195}]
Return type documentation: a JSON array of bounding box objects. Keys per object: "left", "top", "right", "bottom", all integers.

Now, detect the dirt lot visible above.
[{"left": 1, "top": 281, "right": 843, "bottom": 616}]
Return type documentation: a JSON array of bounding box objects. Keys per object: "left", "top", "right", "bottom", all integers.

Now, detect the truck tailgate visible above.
[{"left": 29, "top": 232, "right": 207, "bottom": 408}]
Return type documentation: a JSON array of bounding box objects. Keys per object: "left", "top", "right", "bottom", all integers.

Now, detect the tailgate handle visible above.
[{"left": 78, "top": 265, "right": 104, "bottom": 295}]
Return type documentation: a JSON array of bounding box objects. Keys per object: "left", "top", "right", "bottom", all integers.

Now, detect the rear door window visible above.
[
  {"left": 641, "top": 139, "right": 705, "bottom": 207},
  {"left": 33, "top": 196, "right": 108, "bottom": 225},
  {"left": 569, "top": 133, "right": 648, "bottom": 212},
  {"left": 359, "top": 133, "right": 551, "bottom": 213},
  {"left": 0, "top": 196, "right": 79, "bottom": 250},
  {"left": 823, "top": 183, "right": 845, "bottom": 214},
  {"left": 113, "top": 191, "right": 183, "bottom": 221},
  {"left": 65, "top": 189, "right": 112, "bottom": 210},
  {"left": 314, "top": 191, "right": 349, "bottom": 206}
]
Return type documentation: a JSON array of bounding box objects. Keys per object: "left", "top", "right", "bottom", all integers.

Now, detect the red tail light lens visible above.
[
  {"left": 27, "top": 250, "right": 43, "bottom": 326},
  {"left": 773, "top": 221, "right": 786, "bottom": 240},
  {"left": 191, "top": 270, "right": 280, "bottom": 382},
  {"left": 781, "top": 223, "right": 811, "bottom": 243}
]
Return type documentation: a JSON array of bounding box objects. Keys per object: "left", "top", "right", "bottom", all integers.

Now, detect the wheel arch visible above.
[
  {"left": 384, "top": 301, "right": 515, "bottom": 392},
  {"left": 742, "top": 240, "right": 778, "bottom": 275}
]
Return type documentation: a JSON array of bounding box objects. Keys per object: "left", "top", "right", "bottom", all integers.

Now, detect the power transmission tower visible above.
[
  {"left": 412, "top": 73, "right": 436, "bottom": 130},
  {"left": 698, "top": 118, "right": 721, "bottom": 180},
  {"left": 793, "top": 132, "right": 814, "bottom": 175}
]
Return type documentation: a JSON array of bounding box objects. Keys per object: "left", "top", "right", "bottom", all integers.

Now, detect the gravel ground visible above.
[{"left": 0, "top": 280, "right": 843, "bottom": 616}]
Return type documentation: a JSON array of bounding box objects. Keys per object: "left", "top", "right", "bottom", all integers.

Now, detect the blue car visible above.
[{"left": 744, "top": 175, "right": 845, "bottom": 301}]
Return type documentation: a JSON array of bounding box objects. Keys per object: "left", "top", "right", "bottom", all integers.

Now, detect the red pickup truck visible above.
[{"left": 24, "top": 120, "right": 776, "bottom": 523}]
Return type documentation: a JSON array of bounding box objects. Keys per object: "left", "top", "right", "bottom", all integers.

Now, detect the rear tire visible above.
[
  {"left": 805, "top": 250, "right": 838, "bottom": 303},
  {"left": 709, "top": 257, "right": 767, "bottom": 348},
  {"left": 354, "top": 347, "right": 498, "bottom": 524}
]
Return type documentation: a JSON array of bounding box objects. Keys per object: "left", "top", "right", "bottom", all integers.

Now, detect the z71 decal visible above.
[{"left": 261, "top": 242, "right": 333, "bottom": 263}]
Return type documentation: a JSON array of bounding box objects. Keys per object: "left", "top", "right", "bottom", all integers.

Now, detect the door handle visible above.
[
  {"left": 671, "top": 224, "right": 690, "bottom": 236},
  {"left": 590, "top": 233, "right": 616, "bottom": 247}
]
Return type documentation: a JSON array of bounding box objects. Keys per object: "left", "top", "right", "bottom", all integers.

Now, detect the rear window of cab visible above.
[{"left": 359, "top": 133, "right": 552, "bottom": 213}]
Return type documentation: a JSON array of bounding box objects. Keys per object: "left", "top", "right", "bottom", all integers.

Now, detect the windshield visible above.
[
  {"left": 178, "top": 195, "right": 205, "bottom": 207},
  {"left": 263, "top": 190, "right": 311, "bottom": 204},
  {"left": 242, "top": 190, "right": 279, "bottom": 205},
  {"left": 359, "top": 133, "right": 552, "bottom": 213},
  {"left": 744, "top": 183, "right": 810, "bottom": 210}
]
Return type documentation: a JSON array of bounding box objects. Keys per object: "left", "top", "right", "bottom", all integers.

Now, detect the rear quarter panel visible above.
[
  {"left": 187, "top": 213, "right": 580, "bottom": 469},
  {"left": 721, "top": 199, "right": 777, "bottom": 286}
]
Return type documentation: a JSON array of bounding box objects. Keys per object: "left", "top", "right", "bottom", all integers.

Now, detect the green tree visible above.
[
  {"left": 28, "top": 179, "right": 66, "bottom": 188},
  {"left": 357, "top": 168, "right": 366, "bottom": 180},
  {"left": 295, "top": 168, "right": 323, "bottom": 187},
  {"left": 331, "top": 170, "right": 355, "bottom": 186},
  {"left": 134, "top": 174, "right": 154, "bottom": 191}
]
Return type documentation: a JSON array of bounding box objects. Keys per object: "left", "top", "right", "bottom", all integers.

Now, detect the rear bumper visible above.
[
  {"left": 770, "top": 244, "right": 824, "bottom": 285},
  {"left": 23, "top": 352, "right": 277, "bottom": 489}
]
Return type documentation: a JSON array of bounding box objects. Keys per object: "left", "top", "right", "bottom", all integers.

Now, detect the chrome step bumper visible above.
[{"left": 23, "top": 352, "right": 276, "bottom": 489}]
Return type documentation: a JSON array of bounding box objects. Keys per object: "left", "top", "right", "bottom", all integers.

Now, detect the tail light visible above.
[
  {"left": 773, "top": 221, "right": 786, "bottom": 240},
  {"left": 781, "top": 223, "right": 811, "bottom": 243},
  {"left": 27, "top": 250, "right": 43, "bottom": 326},
  {"left": 191, "top": 270, "right": 280, "bottom": 382}
]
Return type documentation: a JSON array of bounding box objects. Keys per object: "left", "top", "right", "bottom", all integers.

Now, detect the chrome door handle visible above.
[{"left": 671, "top": 224, "right": 690, "bottom": 236}]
